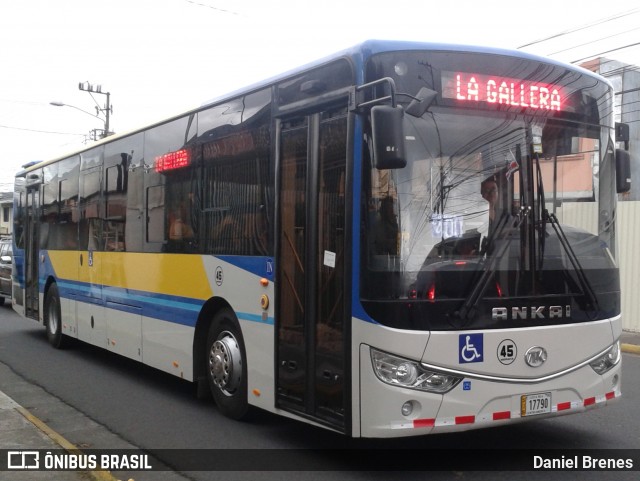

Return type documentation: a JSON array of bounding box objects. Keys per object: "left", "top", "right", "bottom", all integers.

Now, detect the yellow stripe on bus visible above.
[{"left": 48, "top": 251, "right": 214, "bottom": 300}]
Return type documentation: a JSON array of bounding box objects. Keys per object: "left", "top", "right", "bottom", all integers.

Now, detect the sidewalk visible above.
[
  {"left": 621, "top": 330, "right": 640, "bottom": 354},
  {"left": 0, "top": 361, "right": 189, "bottom": 481},
  {"left": 0, "top": 390, "right": 96, "bottom": 481}
]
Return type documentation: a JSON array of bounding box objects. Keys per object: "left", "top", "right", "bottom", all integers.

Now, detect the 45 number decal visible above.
[{"left": 497, "top": 339, "right": 517, "bottom": 365}]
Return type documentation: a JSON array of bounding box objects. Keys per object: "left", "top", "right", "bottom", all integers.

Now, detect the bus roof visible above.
[
  {"left": 17, "top": 39, "right": 610, "bottom": 176},
  {"left": 200, "top": 39, "right": 608, "bottom": 106}
]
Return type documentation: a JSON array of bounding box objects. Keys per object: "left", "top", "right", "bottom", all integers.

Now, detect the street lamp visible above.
[
  {"left": 49, "top": 101, "right": 108, "bottom": 140},
  {"left": 78, "top": 82, "right": 113, "bottom": 139}
]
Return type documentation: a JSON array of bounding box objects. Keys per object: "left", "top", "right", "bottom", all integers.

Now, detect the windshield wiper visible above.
[
  {"left": 455, "top": 211, "right": 523, "bottom": 322},
  {"left": 534, "top": 151, "right": 599, "bottom": 313},
  {"left": 535, "top": 153, "right": 546, "bottom": 271},
  {"left": 545, "top": 212, "right": 600, "bottom": 312}
]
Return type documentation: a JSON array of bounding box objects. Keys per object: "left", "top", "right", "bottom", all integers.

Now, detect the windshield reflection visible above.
[{"left": 362, "top": 109, "right": 611, "bottom": 306}]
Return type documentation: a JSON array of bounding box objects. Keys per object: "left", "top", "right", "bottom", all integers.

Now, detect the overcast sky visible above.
[{"left": 1, "top": 0, "right": 638, "bottom": 191}]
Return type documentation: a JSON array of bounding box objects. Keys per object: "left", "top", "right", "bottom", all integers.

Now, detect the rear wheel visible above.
[
  {"left": 206, "top": 309, "right": 249, "bottom": 420},
  {"left": 45, "top": 284, "right": 70, "bottom": 349}
]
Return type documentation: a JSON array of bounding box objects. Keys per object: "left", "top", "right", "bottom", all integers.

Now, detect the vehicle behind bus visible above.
[{"left": 0, "top": 236, "right": 12, "bottom": 305}]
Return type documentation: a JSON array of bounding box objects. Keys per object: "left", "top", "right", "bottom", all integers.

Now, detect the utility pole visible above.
[{"left": 78, "top": 81, "right": 114, "bottom": 138}]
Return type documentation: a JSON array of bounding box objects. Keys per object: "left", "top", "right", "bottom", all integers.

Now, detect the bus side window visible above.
[
  {"left": 167, "top": 197, "right": 195, "bottom": 253},
  {"left": 103, "top": 221, "right": 125, "bottom": 251},
  {"left": 79, "top": 148, "right": 103, "bottom": 251}
]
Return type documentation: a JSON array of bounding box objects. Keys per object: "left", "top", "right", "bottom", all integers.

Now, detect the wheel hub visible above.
[{"left": 208, "top": 332, "right": 242, "bottom": 394}]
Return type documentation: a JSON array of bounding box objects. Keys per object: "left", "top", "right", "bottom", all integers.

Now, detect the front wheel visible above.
[
  {"left": 45, "top": 284, "right": 70, "bottom": 349},
  {"left": 206, "top": 309, "right": 249, "bottom": 420}
]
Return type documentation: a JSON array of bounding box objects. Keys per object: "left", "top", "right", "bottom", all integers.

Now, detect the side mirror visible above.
[
  {"left": 616, "top": 148, "right": 631, "bottom": 193},
  {"left": 616, "top": 122, "right": 630, "bottom": 146},
  {"left": 371, "top": 105, "right": 406, "bottom": 170},
  {"left": 406, "top": 87, "right": 437, "bottom": 118}
]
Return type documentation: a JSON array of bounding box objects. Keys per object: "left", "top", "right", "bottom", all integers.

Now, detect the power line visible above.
[
  {"left": 0, "top": 98, "right": 47, "bottom": 106},
  {"left": 615, "top": 86, "right": 640, "bottom": 96},
  {"left": 0, "top": 124, "right": 85, "bottom": 136},
  {"left": 617, "top": 99, "right": 640, "bottom": 108},
  {"left": 548, "top": 25, "right": 640, "bottom": 56},
  {"left": 624, "top": 119, "right": 640, "bottom": 124},
  {"left": 599, "top": 64, "right": 640, "bottom": 77},
  {"left": 518, "top": 7, "right": 640, "bottom": 49},
  {"left": 571, "top": 41, "right": 640, "bottom": 64},
  {"left": 182, "top": 0, "right": 243, "bottom": 16}
]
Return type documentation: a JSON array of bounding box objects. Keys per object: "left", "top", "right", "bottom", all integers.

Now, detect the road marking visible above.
[{"left": 5, "top": 392, "right": 121, "bottom": 481}]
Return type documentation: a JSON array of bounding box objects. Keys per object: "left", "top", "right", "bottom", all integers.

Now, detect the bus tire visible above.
[
  {"left": 45, "top": 284, "right": 69, "bottom": 349},
  {"left": 206, "top": 309, "right": 249, "bottom": 420}
]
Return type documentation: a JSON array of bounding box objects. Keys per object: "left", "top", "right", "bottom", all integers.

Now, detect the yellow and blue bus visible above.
[{"left": 12, "top": 40, "right": 626, "bottom": 437}]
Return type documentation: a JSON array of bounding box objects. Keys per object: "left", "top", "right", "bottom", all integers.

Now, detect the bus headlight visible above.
[
  {"left": 370, "top": 348, "right": 463, "bottom": 393},
  {"left": 589, "top": 342, "right": 621, "bottom": 375}
]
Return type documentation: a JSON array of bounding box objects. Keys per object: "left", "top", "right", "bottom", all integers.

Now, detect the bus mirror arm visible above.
[
  {"left": 354, "top": 81, "right": 437, "bottom": 169},
  {"left": 351, "top": 77, "right": 407, "bottom": 169},
  {"left": 352, "top": 77, "right": 399, "bottom": 110}
]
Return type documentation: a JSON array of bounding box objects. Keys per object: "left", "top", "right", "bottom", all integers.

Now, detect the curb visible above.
[
  {"left": 621, "top": 343, "right": 640, "bottom": 355},
  {"left": 14, "top": 404, "right": 120, "bottom": 481}
]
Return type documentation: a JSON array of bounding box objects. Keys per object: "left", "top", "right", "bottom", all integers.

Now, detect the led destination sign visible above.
[
  {"left": 442, "top": 71, "right": 563, "bottom": 111},
  {"left": 155, "top": 149, "right": 190, "bottom": 173}
]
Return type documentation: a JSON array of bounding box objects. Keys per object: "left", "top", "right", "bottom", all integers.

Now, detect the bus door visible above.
[
  {"left": 276, "top": 107, "right": 350, "bottom": 431},
  {"left": 24, "top": 185, "right": 40, "bottom": 320}
]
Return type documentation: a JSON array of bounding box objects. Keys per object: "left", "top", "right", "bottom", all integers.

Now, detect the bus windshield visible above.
[{"left": 360, "top": 51, "right": 619, "bottom": 331}]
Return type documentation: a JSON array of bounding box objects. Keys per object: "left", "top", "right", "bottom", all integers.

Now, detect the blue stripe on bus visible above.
[
  {"left": 30, "top": 251, "right": 276, "bottom": 327},
  {"left": 237, "top": 312, "right": 273, "bottom": 324},
  {"left": 54, "top": 278, "right": 274, "bottom": 327}
]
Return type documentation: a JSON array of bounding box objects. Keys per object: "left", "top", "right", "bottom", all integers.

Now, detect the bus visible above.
[{"left": 12, "top": 40, "right": 627, "bottom": 437}]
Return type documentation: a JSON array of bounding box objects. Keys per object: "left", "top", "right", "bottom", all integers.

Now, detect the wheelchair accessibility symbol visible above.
[{"left": 459, "top": 333, "right": 483, "bottom": 363}]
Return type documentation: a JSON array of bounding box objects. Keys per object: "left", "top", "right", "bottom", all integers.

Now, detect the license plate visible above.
[{"left": 521, "top": 392, "right": 552, "bottom": 417}]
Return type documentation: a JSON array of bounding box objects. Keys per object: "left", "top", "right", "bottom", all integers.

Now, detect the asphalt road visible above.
[{"left": 0, "top": 304, "right": 638, "bottom": 481}]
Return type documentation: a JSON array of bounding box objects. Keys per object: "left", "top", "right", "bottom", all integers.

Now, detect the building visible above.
[
  {"left": 582, "top": 58, "right": 640, "bottom": 198},
  {"left": 582, "top": 58, "right": 640, "bottom": 332}
]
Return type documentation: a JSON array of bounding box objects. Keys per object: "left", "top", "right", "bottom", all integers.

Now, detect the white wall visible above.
[
  {"left": 559, "top": 201, "right": 639, "bottom": 332},
  {"left": 617, "top": 202, "right": 640, "bottom": 332}
]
